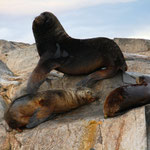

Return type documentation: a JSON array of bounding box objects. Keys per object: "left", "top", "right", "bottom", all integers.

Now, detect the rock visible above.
[
  {"left": 0, "top": 59, "right": 21, "bottom": 103},
  {"left": 0, "top": 40, "right": 30, "bottom": 54},
  {"left": 3, "top": 44, "right": 39, "bottom": 76},
  {"left": 145, "top": 105, "right": 150, "bottom": 150},
  {"left": 114, "top": 38, "right": 150, "bottom": 74},
  {"left": 0, "top": 40, "right": 38, "bottom": 76},
  {"left": 0, "top": 96, "right": 7, "bottom": 121},
  {"left": 0, "top": 125, "right": 10, "bottom": 150},
  {"left": 124, "top": 54, "right": 150, "bottom": 74},
  {"left": 14, "top": 110, "right": 145, "bottom": 150},
  {"left": 0, "top": 60, "right": 14, "bottom": 77},
  {"left": 0, "top": 96, "right": 10, "bottom": 150},
  {"left": 101, "top": 107, "right": 147, "bottom": 150},
  {"left": 114, "top": 38, "right": 150, "bottom": 53}
]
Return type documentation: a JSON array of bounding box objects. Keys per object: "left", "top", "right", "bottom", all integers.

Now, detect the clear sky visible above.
[{"left": 0, "top": 0, "right": 150, "bottom": 44}]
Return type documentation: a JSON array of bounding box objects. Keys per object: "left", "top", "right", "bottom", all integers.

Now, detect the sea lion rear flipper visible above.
[
  {"left": 26, "top": 107, "right": 55, "bottom": 129},
  {"left": 27, "top": 58, "right": 61, "bottom": 94},
  {"left": 76, "top": 66, "right": 118, "bottom": 87}
]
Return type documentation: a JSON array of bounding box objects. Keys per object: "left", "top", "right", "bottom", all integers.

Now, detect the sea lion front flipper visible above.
[
  {"left": 26, "top": 106, "right": 55, "bottom": 129},
  {"left": 27, "top": 57, "right": 61, "bottom": 94},
  {"left": 76, "top": 66, "right": 118, "bottom": 87}
]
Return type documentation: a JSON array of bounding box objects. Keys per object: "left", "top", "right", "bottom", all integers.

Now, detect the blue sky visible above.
[{"left": 0, "top": 0, "right": 150, "bottom": 44}]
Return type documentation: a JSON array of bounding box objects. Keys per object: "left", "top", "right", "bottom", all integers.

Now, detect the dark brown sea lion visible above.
[
  {"left": 4, "top": 88, "right": 98, "bottom": 130},
  {"left": 103, "top": 79, "right": 150, "bottom": 118},
  {"left": 27, "top": 11, "right": 127, "bottom": 93}
]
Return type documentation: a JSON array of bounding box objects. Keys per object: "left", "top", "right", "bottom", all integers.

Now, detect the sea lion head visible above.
[
  {"left": 75, "top": 88, "right": 99, "bottom": 102},
  {"left": 4, "top": 94, "right": 34, "bottom": 129},
  {"left": 32, "top": 11, "right": 66, "bottom": 40},
  {"left": 103, "top": 88, "right": 124, "bottom": 118},
  {"left": 4, "top": 108, "right": 25, "bottom": 129},
  {"left": 33, "top": 12, "right": 56, "bottom": 30}
]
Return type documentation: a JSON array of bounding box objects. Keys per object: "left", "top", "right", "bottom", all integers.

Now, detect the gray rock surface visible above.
[
  {"left": 0, "top": 60, "right": 14, "bottom": 77},
  {"left": 0, "top": 96, "right": 9, "bottom": 150},
  {"left": 0, "top": 38, "right": 150, "bottom": 150},
  {"left": 114, "top": 38, "right": 150, "bottom": 53},
  {"left": 0, "top": 40, "right": 30, "bottom": 54}
]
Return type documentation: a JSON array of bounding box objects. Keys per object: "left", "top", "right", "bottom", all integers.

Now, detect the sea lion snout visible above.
[{"left": 83, "top": 89, "right": 98, "bottom": 102}]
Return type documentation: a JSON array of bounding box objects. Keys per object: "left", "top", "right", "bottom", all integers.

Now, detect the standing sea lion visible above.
[
  {"left": 27, "top": 11, "right": 127, "bottom": 93},
  {"left": 4, "top": 88, "right": 98, "bottom": 130},
  {"left": 103, "top": 76, "right": 150, "bottom": 118}
]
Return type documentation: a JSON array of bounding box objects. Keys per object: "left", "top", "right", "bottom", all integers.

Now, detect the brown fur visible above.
[
  {"left": 4, "top": 88, "right": 97, "bottom": 129},
  {"left": 27, "top": 11, "right": 127, "bottom": 93},
  {"left": 103, "top": 82, "right": 150, "bottom": 118}
]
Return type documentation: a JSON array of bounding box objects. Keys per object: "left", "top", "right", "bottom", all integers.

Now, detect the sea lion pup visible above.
[
  {"left": 103, "top": 78, "right": 150, "bottom": 118},
  {"left": 4, "top": 88, "right": 98, "bottom": 130},
  {"left": 27, "top": 11, "right": 127, "bottom": 93}
]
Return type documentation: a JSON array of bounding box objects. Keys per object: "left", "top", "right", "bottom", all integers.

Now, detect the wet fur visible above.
[
  {"left": 104, "top": 77, "right": 150, "bottom": 118},
  {"left": 4, "top": 89, "right": 97, "bottom": 129}
]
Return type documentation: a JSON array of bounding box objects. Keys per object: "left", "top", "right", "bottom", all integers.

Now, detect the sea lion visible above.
[
  {"left": 27, "top": 11, "right": 127, "bottom": 93},
  {"left": 103, "top": 78, "right": 150, "bottom": 118},
  {"left": 4, "top": 88, "right": 98, "bottom": 130}
]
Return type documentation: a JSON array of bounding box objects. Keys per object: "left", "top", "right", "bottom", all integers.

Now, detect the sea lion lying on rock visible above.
[
  {"left": 27, "top": 11, "right": 127, "bottom": 93},
  {"left": 103, "top": 76, "right": 150, "bottom": 118},
  {"left": 4, "top": 88, "right": 98, "bottom": 130}
]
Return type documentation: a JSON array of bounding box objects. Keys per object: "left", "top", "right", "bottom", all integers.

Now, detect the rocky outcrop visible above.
[
  {"left": 0, "top": 38, "right": 150, "bottom": 150},
  {"left": 114, "top": 38, "right": 150, "bottom": 53}
]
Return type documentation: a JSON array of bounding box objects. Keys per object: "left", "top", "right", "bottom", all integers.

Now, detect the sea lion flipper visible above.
[
  {"left": 26, "top": 113, "right": 56, "bottom": 129},
  {"left": 26, "top": 107, "right": 55, "bottom": 128},
  {"left": 76, "top": 66, "right": 118, "bottom": 87},
  {"left": 27, "top": 58, "right": 61, "bottom": 93}
]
